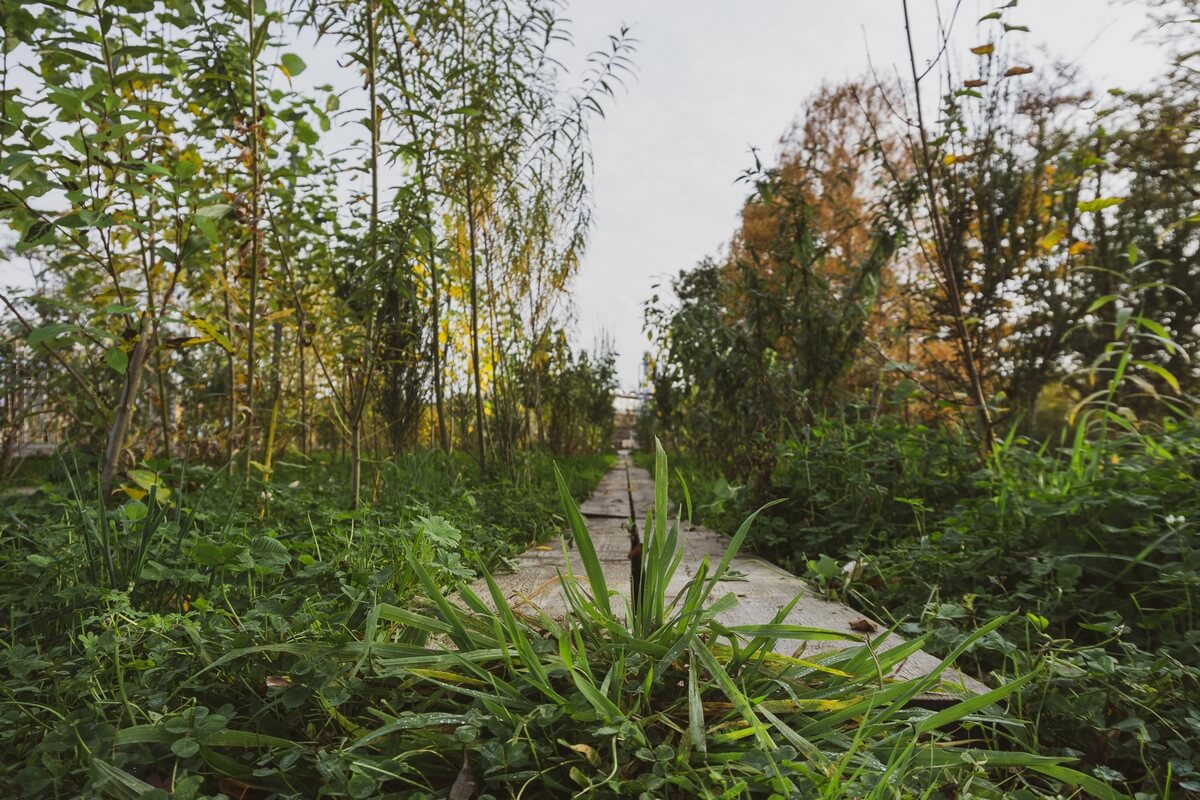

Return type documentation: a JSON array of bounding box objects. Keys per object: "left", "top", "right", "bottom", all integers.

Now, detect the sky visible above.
[
  {"left": 0, "top": 1, "right": 1173, "bottom": 391},
  {"left": 561, "top": 1, "right": 1171, "bottom": 388}
]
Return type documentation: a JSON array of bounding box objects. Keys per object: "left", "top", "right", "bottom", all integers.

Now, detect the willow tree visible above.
[
  {"left": 2, "top": 0, "right": 630, "bottom": 499},
  {"left": 371, "top": 0, "right": 633, "bottom": 464}
]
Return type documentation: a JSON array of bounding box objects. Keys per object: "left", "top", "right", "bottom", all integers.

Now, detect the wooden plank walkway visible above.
[{"left": 474, "top": 452, "right": 986, "bottom": 696}]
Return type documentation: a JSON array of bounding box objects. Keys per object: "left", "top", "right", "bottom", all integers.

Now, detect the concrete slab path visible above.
[{"left": 474, "top": 452, "right": 986, "bottom": 696}]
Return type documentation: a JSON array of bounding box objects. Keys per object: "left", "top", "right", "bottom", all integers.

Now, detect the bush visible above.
[{"left": 681, "top": 414, "right": 1200, "bottom": 796}]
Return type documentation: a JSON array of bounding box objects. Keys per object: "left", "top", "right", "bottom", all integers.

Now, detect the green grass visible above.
[
  {"left": 659, "top": 413, "right": 1200, "bottom": 798},
  {"left": 0, "top": 448, "right": 611, "bottom": 797},
  {"left": 0, "top": 442, "right": 1124, "bottom": 798}
]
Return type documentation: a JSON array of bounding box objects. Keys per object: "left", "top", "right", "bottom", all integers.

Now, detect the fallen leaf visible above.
[
  {"left": 849, "top": 618, "right": 878, "bottom": 634},
  {"left": 265, "top": 676, "right": 294, "bottom": 689},
  {"left": 449, "top": 751, "right": 481, "bottom": 800},
  {"left": 568, "top": 742, "right": 601, "bottom": 766}
]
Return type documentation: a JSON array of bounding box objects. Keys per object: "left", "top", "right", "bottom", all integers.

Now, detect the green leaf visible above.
[
  {"left": 554, "top": 463, "right": 611, "bottom": 616},
  {"left": 128, "top": 469, "right": 171, "bottom": 503},
  {"left": 687, "top": 653, "right": 706, "bottom": 754},
  {"left": 170, "top": 737, "right": 201, "bottom": 758},
  {"left": 1029, "top": 764, "right": 1132, "bottom": 800},
  {"left": 915, "top": 669, "right": 1039, "bottom": 734},
  {"left": 1135, "top": 317, "right": 1172, "bottom": 342},
  {"left": 90, "top": 758, "right": 158, "bottom": 800},
  {"left": 1136, "top": 360, "right": 1181, "bottom": 394},
  {"left": 18, "top": 219, "right": 55, "bottom": 250},
  {"left": 105, "top": 346, "right": 128, "bottom": 374},
  {"left": 195, "top": 203, "right": 232, "bottom": 220},
  {"left": 250, "top": 20, "right": 269, "bottom": 59},
  {"left": 1078, "top": 197, "right": 1125, "bottom": 212},
  {"left": 27, "top": 322, "right": 75, "bottom": 346},
  {"left": 280, "top": 53, "right": 306, "bottom": 77},
  {"left": 124, "top": 501, "right": 148, "bottom": 522}
]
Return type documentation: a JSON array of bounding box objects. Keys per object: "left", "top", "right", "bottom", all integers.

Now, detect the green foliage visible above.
[
  {"left": 539, "top": 341, "right": 619, "bottom": 456},
  {"left": 6, "top": 443, "right": 1124, "bottom": 798},
  {"left": 680, "top": 413, "right": 1200, "bottom": 796},
  {"left": 0, "top": 0, "right": 632, "bottom": 503},
  {"left": 0, "top": 449, "right": 611, "bottom": 795},
  {"left": 643, "top": 149, "right": 902, "bottom": 486}
]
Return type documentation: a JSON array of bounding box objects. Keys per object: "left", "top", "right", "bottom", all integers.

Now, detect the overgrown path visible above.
[{"left": 479, "top": 452, "right": 985, "bottom": 695}]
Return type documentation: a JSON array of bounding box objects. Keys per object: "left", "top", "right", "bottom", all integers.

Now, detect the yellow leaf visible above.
[
  {"left": 263, "top": 308, "right": 296, "bottom": 322},
  {"left": 1038, "top": 225, "right": 1067, "bottom": 251},
  {"left": 1068, "top": 241, "right": 1093, "bottom": 256},
  {"left": 185, "top": 314, "right": 234, "bottom": 353},
  {"left": 1005, "top": 65, "right": 1034, "bottom": 77},
  {"left": 567, "top": 743, "right": 600, "bottom": 767},
  {"left": 120, "top": 485, "right": 148, "bottom": 501},
  {"left": 1078, "top": 196, "right": 1125, "bottom": 212},
  {"left": 128, "top": 468, "right": 172, "bottom": 502},
  {"left": 970, "top": 43, "right": 995, "bottom": 56},
  {"left": 408, "top": 668, "right": 486, "bottom": 686}
]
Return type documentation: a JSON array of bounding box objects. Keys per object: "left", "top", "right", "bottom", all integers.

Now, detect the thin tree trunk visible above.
[
  {"left": 298, "top": 320, "right": 308, "bottom": 456},
  {"left": 244, "top": 1, "right": 262, "bottom": 469},
  {"left": 431, "top": 259, "right": 448, "bottom": 451},
  {"left": 465, "top": 169, "right": 486, "bottom": 470},
  {"left": 101, "top": 322, "right": 152, "bottom": 500},
  {"left": 350, "top": 0, "right": 381, "bottom": 510},
  {"left": 262, "top": 321, "right": 283, "bottom": 481},
  {"left": 350, "top": 416, "right": 362, "bottom": 508},
  {"left": 901, "top": 0, "right": 993, "bottom": 450},
  {"left": 153, "top": 348, "right": 172, "bottom": 459},
  {"left": 389, "top": 19, "right": 449, "bottom": 452},
  {"left": 221, "top": 243, "right": 237, "bottom": 469}
]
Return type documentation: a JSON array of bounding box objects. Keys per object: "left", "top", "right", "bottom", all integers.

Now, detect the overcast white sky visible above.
[
  {"left": 1, "top": 1, "right": 1172, "bottom": 390},
  {"left": 563, "top": 0, "right": 1170, "bottom": 388}
]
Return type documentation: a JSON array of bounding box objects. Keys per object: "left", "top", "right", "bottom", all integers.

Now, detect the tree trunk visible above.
[
  {"left": 262, "top": 321, "right": 283, "bottom": 481},
  {"left": 465, "top": 170, "right": 486, "bottom": 470},
  {"left": 244, "top": 0, "right": 262, "bottom": 470},
  {"left": 350, "top": 417, "right": 362, "bottom": 509},
  {"left": 101, "top": 323, "right": 152, "bottom": 501}
]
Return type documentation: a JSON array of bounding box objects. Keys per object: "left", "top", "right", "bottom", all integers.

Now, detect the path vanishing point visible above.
[{"left": 474, "top": 451, "right": 988, "bottom": 701}]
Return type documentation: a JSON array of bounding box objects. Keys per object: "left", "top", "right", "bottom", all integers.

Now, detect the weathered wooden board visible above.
[{"left": 471, "top": 452, "right": 986, "bottom": 695}]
